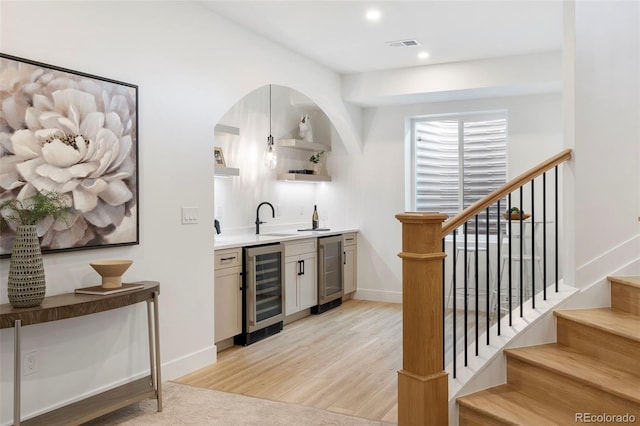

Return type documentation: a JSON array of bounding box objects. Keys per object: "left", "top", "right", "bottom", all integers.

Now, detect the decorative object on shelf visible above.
[
  {"left": 264, "top": 85, "right": 277, "bottom": 169},
  {"left": 309, "top": 151, "right": 325, "bottom": 175},
  {"left": 7, "top": 225, "right": 46, "bottom": 307},
  {"left": 503, "top": 207, "right": 531, "bottom": 220},
  {"left": 89, "top": 259, "right": 134, "bottom": 289},
  {"left": 1, "top": 190, "right": 69, "bottom": 307},
  {"left": 299, "top": 114, "right": 313, "bottom": 142},
  {"left": 214, "top": 146, "right": 226, "bottom": 167},
  {"left": 0, "top": 53, "right": 139, "bottom": 258}
]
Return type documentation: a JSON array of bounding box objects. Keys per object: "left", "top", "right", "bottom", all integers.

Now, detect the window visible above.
[{"left": 411, "top": 113, "right": 507, "bottom": 234}]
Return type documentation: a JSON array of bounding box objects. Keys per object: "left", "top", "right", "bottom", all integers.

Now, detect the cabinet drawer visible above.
[
  {"left": 284, "top": 238, "right": 317, "bottom": 257},
  {"left": 343, "top": 233, "right": 357, "bottom": 246},
  {"left": 215, "top": 248, "right": 242, "bottom": 269}
]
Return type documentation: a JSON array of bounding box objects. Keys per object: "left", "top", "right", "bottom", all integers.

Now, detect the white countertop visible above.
[{"left": 214, "top": 227, "right": 359, "bottom": 250}]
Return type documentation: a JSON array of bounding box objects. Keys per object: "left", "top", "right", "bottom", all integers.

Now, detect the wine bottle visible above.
[{"left": 312, "top": 205, "right": 319, "bottom": 230}]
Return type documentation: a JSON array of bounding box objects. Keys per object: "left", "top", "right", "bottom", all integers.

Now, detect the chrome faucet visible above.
[{"left": 255, "top": 202, "right": 275, "bottom": 234}]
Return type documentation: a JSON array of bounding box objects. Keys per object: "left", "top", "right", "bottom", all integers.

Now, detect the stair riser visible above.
[
  {"left": 459, "top": 406, "right": 512, "bottom": 426},
  {"left": 507, "top": 357, "right": 640, "bottom": 417},
  {"left": 556, "top": 317, "right": 640, "bottom": 375},
  {"left": 611, "top": 282, "right": 640, "bottom": 315}
]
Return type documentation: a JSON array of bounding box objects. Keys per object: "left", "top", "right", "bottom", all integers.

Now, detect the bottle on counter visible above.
[{"left": 312, "top": 205, "right": 319, "bottom": 230}]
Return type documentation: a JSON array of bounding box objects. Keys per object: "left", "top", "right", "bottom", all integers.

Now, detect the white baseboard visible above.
[
  {"left": 161, "top": 344, "right": 217, "bottom": 381},
  {"left": 352, "top": 288, "right": 402, "bottom": 303},
  {"left": 576, "top": 233, "right": 640, "bottom": 287}
]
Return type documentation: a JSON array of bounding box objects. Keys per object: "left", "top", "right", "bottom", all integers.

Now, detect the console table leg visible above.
[
  {"left": 14, "top": 319, "right": 21, "bottom": 426},
  {"left": 152, "top": 291, "right": 163, "bottom": 412},
  {"left": 146, "top": 300, "right": 156, "bottom": 389}
]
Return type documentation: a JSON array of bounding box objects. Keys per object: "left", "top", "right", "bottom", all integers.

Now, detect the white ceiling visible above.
[{"left": 199, "top": 0, "right": 563, "bottom": 75}]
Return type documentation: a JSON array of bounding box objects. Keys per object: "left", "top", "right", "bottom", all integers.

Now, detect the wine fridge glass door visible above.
[{"left": 245, "top": 244, "right": 285, "bottom": 333}]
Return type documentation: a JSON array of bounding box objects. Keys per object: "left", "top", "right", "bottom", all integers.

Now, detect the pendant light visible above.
[{"left": 263, "top": 84, "right": 277, "bottom": 169}]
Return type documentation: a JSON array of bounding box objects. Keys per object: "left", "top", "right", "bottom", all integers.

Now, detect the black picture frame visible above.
[{"left": 0, "top": 53, "right": 139, "bottom": 257}]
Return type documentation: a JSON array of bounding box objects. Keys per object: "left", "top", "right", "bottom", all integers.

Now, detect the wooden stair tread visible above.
[
  {"left": 457, "top": 384, "right": 571, "bottom": 425},
  {"left": 505, "top": 343, "right": 640, "bottom": 403},
  {"left": 554, "top": 308, "right": 640, "bottom": 341},
  {"left": 608, "top": 275, "right": 640, "bottom": 289}
]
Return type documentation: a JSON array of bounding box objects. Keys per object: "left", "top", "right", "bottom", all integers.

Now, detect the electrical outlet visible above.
[{"left": 23, "top": 351, "right": 37, "bottom": 376}]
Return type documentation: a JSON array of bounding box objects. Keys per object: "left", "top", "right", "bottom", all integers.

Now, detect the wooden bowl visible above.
[
  {"left": 502, "top": 213, "right": 531, "bottom": 220},
  {"left": 90, "top": 260, "right": 133, "bottom": 289}
]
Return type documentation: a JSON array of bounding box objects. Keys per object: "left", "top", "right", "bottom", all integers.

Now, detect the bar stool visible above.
[
  {"left": 446, "top": 235, "right": 494, "bottom": 313},
  {"left": 493, "top": 220, "right": 544, "bottom": 314}
]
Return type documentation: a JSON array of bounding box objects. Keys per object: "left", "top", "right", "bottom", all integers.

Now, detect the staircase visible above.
[{"left": 457, "top": 276, "right": 640, "bottom": 425}]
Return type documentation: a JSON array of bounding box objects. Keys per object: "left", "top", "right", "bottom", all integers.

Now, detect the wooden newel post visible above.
[{"left": 396, "top": 213, "right": 448, "bottom": 426}]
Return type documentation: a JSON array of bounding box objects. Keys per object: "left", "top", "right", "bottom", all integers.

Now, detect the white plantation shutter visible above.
[{"left": 413, "top": 115, "right": 507, "bottom": 234}]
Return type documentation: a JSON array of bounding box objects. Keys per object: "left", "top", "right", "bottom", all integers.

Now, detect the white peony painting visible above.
[{"left": 0, "top": 54, "right": 139, "bottom": 257}]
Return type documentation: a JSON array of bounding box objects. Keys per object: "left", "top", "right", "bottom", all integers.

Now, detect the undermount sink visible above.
[{"left": 258, "top": 233, "right": 297, "bottom": 237}]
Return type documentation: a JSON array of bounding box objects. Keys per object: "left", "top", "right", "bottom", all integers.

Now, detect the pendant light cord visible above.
[{"left": 269, "top": 84, "right": 272, "bottom": 137}]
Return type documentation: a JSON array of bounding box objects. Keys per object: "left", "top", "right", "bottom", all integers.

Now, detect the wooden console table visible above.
[{"left": 0, "top": 281, "right": 162, "bottom": 425}]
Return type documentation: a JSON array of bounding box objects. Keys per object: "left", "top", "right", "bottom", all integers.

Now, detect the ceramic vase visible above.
[{"left": 8, "top": 225, "right": 46, "bottom": 308}]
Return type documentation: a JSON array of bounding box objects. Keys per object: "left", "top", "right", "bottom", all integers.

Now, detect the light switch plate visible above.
[{"left": 182, "top": 207, "right": 199, "bottom": 224}]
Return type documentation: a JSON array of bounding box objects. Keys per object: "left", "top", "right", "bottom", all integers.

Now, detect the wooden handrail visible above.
[{"left": 442, "top": 148, "right": 572, "bottom": 236}]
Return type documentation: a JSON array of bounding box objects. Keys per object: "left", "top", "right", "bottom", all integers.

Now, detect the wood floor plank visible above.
[{"left": 175, "top": 299, "right": 402, "bottom": 423}]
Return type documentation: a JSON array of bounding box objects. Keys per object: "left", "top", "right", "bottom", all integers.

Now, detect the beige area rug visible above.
[{"left": 86, "top": 382, "right": 393, "bottom": 425}]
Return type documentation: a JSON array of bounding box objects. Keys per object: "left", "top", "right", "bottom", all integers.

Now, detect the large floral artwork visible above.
[{"left": 0, "top": 54, "right": 138, "bottom": 257}]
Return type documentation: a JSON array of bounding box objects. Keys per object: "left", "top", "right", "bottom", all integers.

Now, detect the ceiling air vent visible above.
[{"left": 387, "top": 39, "right": 421, "bottom": 48}]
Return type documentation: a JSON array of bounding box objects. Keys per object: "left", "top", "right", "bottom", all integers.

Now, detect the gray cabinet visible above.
[
  {"left": 343, "top": 233, "right": 357, "bottom": 295},
  {"left": 214, "top": 248, "right": 242, "bottom": 343},
  {"left": 284, "top": 239, "right": 317, "bottom": 315}
]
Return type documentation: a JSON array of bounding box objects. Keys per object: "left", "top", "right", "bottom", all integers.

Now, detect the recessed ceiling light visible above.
[
  {"left": 365, "top": 9, "right": 381, "bottom": 22},
  {"left": 418, "top": 51, "right": 430, "bottom": 59}
]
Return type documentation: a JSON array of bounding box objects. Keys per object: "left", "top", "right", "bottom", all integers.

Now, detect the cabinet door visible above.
[
  {"left": 214, "top": 265, "right": 242, "bottom": 342},
  {"left": 284, "top": 256, "right": 300, "bottom": 315},
  {"left": 343, "top": 245, "right": 357, "bottom": 294},
  {"left": 298, "top": 253, "right": 317, "bottom": 310}
]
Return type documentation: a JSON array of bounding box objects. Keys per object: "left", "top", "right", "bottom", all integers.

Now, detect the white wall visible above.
[
  {"left": 569, "top": 0, "right": 640, "bottom": 286},
  {"left": 0, "top": 1, "right": 361, "bottom": 422},
  {"left": 352, "top": 94, "right": 564, "bottom": 302}
]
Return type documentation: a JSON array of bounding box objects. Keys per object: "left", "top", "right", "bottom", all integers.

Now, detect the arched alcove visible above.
[{"left": 212, "top": 84, "right": 352, "bottom": 234}]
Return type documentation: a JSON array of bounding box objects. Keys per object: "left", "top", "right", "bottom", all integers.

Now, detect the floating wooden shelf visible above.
[
  {"left": 215, "top": 166, "right": 240, "bottom": 177},
  {"left": 278, "top": 139, "right": 330, "bottom": 152},
  {"left": 214, "top": 124, "right": 240, "bottom": 136},
  {"left": 277, "top": 173, "right": 331, "bottom": 182}
]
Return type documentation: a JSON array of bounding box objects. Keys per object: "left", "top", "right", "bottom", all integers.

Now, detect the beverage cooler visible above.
[
  {"left": 312, "top": 234, "right": 344, "bottom": 314},
  {"left": 235, "top": 243, "right": 285, "bottom": 346}
]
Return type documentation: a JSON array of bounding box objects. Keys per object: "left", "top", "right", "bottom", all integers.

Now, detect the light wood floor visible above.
[
  {"left": 176, "top": 299, "right": 401, "bottom": 423},
  {"left": 175, "top": 299, "right": 488, "bottom": 423}
]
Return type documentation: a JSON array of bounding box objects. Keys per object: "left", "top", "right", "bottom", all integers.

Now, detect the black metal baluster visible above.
[
  {"left": 543, "top": 172, "right": 547, "bottom": 300},
  {"left": 497, "top": 200, "right": 502, "bottom": 335},
  {"left": 519, "top": 187, "right": 524, "bottom": 317},
  {"left": 475, "top": 215, "right": 479, "bottom": 356},
  {"left": 531, "top": 179, "right": 535, "bottom": 309},
  {"left": 464, "top": 222, "right": 468, "bottom": 367},
  {"left": 452, "top": 230, "right": 457, "bottom": 378},
  {"left": 508, "top": 194, "right": 513, "bottom": 326},
  {"left": 555, "top": 166, "right": 559, "bottom": 293},
  {"left": 485, "top": 207, "right": 490, "bottom": 345},
  {"left": 442, "top": 237, "right": 446, "bottom": 370}
]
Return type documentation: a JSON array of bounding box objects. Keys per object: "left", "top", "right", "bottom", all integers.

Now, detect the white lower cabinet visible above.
[
  {"left": 214, "top": 248, "right": 242, "bottom": 343},
  {"left": 284, "top": 239, "right": 317, "bottom": 315},
  {"left": 343, "top": 233, "right": 357, "bottom": 294}
]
